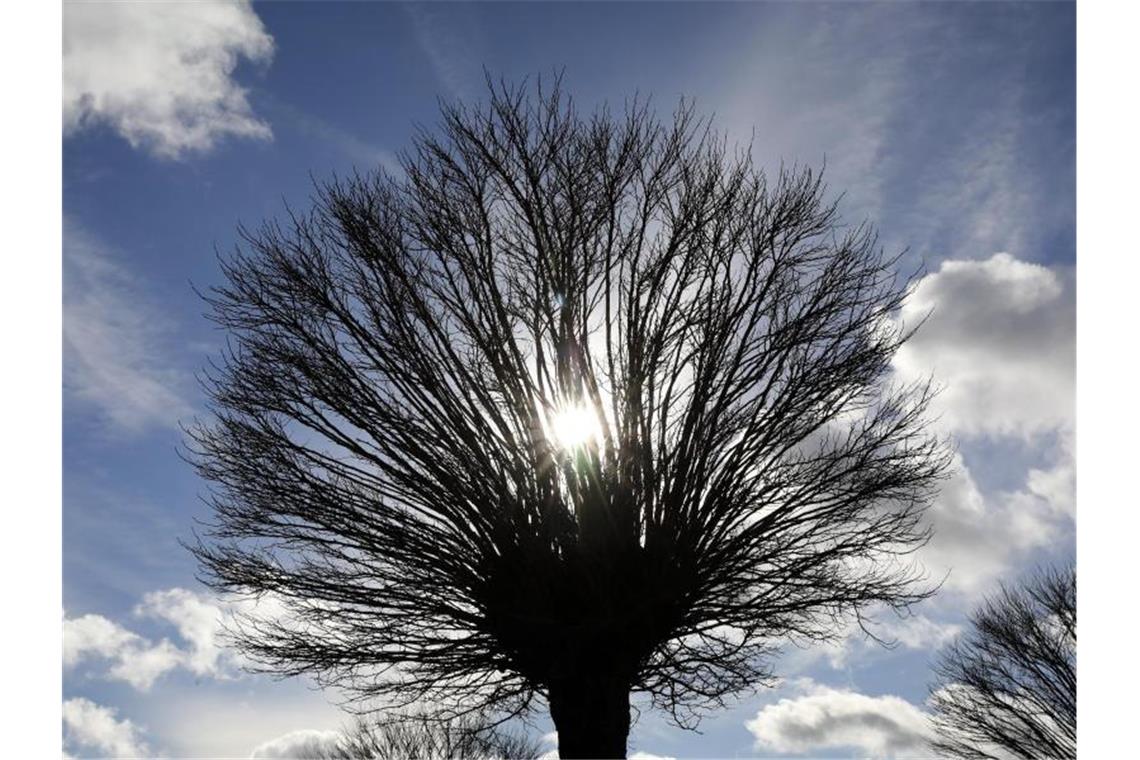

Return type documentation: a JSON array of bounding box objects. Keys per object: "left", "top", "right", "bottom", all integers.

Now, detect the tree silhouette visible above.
[
  {"left": 317, "top": 712, "right": 543, "bottom": 760},
  {"left": 928, "top": 565, "right": 1076, "bottom": 760},
  {"left": 188, "top": 78, "right": 951, "bottom": 758}
]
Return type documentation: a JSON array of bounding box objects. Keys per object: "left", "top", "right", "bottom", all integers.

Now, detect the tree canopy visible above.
[{"left": 188, "top": 77, "right": 950, "bottom": 757}]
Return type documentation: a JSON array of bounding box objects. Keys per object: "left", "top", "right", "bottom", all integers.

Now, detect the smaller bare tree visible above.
[
  {"left": 317, "top": 712, "right": 544, "bottom": 760},
  {"left": 928, "top": 564, "right": 1076, "bottom": 760}
]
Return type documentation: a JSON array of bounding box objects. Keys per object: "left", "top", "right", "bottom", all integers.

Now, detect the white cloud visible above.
[
  {"left": 920, "top": 448, "right": 1073, "bottom": 596},
  {"left": 64, "top": 0, "right": 274, "bottom": 158},
  {"left": 875, "top": 614, "right": 962, "bottom": 652},
  {"left": 779, "top": 610, "right": 961, "bottom": 674},
  {"left": 838, "top": 613, "right": 962, "bottom": 669},
  {"left": 63, "top": 587, "right": 253, "bottom": 691},
  {"left": 63, "top": 698, "right": 151, "bottom": 759},
  {"left": 64, "top": 610, "right": 183, "bottom": 690},
  {"left": 920, "top": 455, "right": 1021, "bottom": 593},
  {"left": 63, "top": 221, "right": 194, "bottom": 434},
  {"left": 63, "top": 613, "right": 142, "bottom": 668},
  {"left": 64, "top": 607, "right": 185, "bottom": 691},
  {"left": 249, "top": 728, "right": 344, "bottom": 759},
  {"left": 106, "top": 638, "right": 185, "bottom": 692},
  {"left": 629, "top": 752, "right": 676, "bottom": 760},
  {"left": 746, "top": 680, "right": 933, "bottom": 759},
  {"left": 137, "top": 588, "right": 235, "bottom": 677},
  {"left": 894, "top": 253, "right": 1074, "bottom": 440},
  {"left": 886, "top": 254, "right": 1076, "bottom": 595}
]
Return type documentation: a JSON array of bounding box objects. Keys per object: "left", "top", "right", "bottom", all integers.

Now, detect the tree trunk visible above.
[{"left": 548, "top": 675, "right": 631, "bottom": 759}]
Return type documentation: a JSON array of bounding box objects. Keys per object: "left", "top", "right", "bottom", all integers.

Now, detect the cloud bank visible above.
[{"left": 64, "top": 0, "right": 274, "bottom": 158}]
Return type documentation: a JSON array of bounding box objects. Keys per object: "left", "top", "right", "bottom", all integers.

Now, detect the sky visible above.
[{"left": 61, "top": 2, "right": 1075, "bottom": 758}]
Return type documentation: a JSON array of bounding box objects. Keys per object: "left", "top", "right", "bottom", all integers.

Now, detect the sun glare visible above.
[{"left": 549, "top": 403, "right": 603, "bottom": 450}]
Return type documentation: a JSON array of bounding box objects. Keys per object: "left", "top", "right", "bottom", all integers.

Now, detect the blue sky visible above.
[{"left": 61, "top": 2, "right": 1074, "bottom": 758}]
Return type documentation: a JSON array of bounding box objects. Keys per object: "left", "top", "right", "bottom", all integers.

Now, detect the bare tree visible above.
[
  {"left": 928, "top": 565, "right": 1077, "bottom": 760},
  {"left": 188, "top": 77, "right": 950, "bottom": 758},
  {"left": 317, "top": 712, "right": 543, "bottom": 760}
]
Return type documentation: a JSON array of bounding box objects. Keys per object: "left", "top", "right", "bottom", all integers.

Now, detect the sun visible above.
[{"left": 549, "top": 402, "right": 602, "bottom": 450}]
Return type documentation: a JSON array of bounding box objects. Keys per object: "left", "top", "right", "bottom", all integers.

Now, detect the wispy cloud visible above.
[
  {"left": 714, "top": 4, "right": 1069, "bottom": 266},
  {"left": 64, "top": 0, "right": 274, "bottom": 158},
  {"left": 402, "top": 2, "right": 486, "bottom": 99},
  {"left": 266, "top": 97, "right": 403, "bottom": 175},
  {"left": 63, "top": 221, "right": 194, "bottom": 435},
  {"left": 713, "top": 5, "right": 929, "bottom": 235}
]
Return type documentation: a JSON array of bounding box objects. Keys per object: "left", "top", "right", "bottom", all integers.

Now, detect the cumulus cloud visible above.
[
  {"left": 249, "top": 729, "right": 344, "bottom": 759},
  {"left": 63, "top": 221, "right": 194, "bottom": 434},
  {"left": 63, "top": 587, "right": 257, "bottom": 691},
  {"left": 138, "top": 588, "right": 239, "bottom": 677},
  {"left": 63, "top": 698, "right": 151, "bottom": 759},
  {"left": 106, "top": 638, "right": 185, "bottom": 692},
  {"left": 894, "top": 253, "right": 1074, "bottom": 440},
  {"left": 64, "top": 610, "right": 189, "bottom": 691},
  {"left": 746, "top": 680, "right": 932, "bottom": 759},
  {"left": 919, "top": 446, "right": 1073, "bottom": 596},
  {"left": 64, "top": 0, "right": 274, "bottom": 158},
  {"left": 920, "top": 455, "right": 1035, "bottom": 594},
  {"left": 64, "top": 610, "right": 190, "bottom": 691},
  {"left": 63, "top": 613, "right": 143, "bottom": 668},
  {"left": 887, "top": 254, "right": 1076, "bottom": 595}
]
